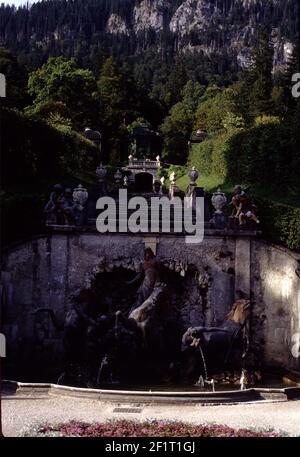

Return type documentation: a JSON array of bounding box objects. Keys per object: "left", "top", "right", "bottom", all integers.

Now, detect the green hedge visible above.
[
  {"left": 189, "top": 121, "right": 299, "bottom": 192},
  {"left": 255, "top": 197, "right": 300, "bottom": 252},
  {"left": 190, "top": 145, "right": 300, "bottom": 251},
  {"left": 188, "top": 127, "right": 300, "bottom": 251},
  {"left": 227, "top": 123, "right": 297, "bottom": 191},
  {"left": 1, "top": 108, "right": 96, "bottom": 189},
  {"left": 189, "top": 133, "right": 233, "bottom": 180},
  {"left": 189, "top": 139, "right": 213, "bottom": 176},
  {"left": 1, "top": 108, "right": 97, "bottom": 245}
]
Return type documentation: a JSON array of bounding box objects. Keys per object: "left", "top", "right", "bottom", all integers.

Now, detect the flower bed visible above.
[{"left": 30, "top": 420, "right": 280, "bottom": 437}]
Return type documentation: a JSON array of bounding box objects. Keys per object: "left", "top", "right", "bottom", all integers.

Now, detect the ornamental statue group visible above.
[
  {"left": 44, "top": 183, "right": 89, "bottom": 226},
  {"left": 43, "top": 165, "right": 260, "bottom": 231}
]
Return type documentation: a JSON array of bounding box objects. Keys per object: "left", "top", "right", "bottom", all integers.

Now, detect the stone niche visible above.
[
  {"left": 1, "top": 232, "right": 299, "bottom": 380},
  {"left": 81, "top": 256, "right": 220, "bottom": 331}
]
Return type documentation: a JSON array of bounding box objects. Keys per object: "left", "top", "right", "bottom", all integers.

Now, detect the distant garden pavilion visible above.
[{"left": 129, "top": 120, "right": 161, "bottom": 159}]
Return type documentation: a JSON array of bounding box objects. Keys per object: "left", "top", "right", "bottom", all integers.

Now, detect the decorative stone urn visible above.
[
  {"left": 211, "top": 188, "right": 227, "bottom": 214},
  {"left": 96, "top": 163, "right": 107, "bottom": 183},
  {"left": 188, "top": 166, "right": 199, "bottom": 185},
  {"left": 73, "top": 184, "right": 88, "bottom": 209},
  {"left": 114, "top": 169, "right": 123, "bottom": 186}
]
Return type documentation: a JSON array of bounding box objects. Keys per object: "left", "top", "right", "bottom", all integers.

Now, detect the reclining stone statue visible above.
[
  {"left": 126, "top": 248, "right": 161, "bottom": 310},
  {"left": 128, "top": 281, "right": 181, "bottom": 379}
]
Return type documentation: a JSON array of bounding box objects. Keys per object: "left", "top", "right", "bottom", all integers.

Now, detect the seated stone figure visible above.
[
  {"left": 58, "top": 188, "right": 76, "bottom": 225},
  {"left": 44, "top": 185, "right": 77, "bottom": 225},
  {"left": 43, "top": 183, "right": 65, "bottom": 225},
  {"left": 231, "top": 185, "right": 260, "bottom": 226},
  {"left": 44, "top": 186, "right": 84, "bottom": 226}
]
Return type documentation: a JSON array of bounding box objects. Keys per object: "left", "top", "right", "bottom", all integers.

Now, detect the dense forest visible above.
[
  {"left": 0, "top": 0, "right": 299, "bottom": 249},
  {"left": 0, "top": 0, "right": 298, "bottom": 75}
]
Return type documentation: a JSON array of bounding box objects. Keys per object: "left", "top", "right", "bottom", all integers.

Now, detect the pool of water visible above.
[
  {"left": 98, "top": 376, "right": 288, "bottom": 392},
  {"left": 9, "top": 371, "right": 298, "bottom": 392}
]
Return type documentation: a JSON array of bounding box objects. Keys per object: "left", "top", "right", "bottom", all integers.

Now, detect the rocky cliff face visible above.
[
  {"left": 103, "top": 0, "right": 295, "bottom": 65},
  {"left": 169, "top": 0, "right": 214, "bottom": 35},
  {"left": 133, "top": 0, "right": 167, "bottom": 33},
  {"left": 0, "top": 0, "right": 297, "bottom": 67}
]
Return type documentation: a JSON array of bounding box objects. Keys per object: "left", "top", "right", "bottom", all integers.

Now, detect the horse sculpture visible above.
[{"left": 179, "top": 299, "right": 251, "bottom": 384}]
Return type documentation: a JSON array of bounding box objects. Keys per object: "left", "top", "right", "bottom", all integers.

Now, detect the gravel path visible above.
[{"left": 2, "top": 392, "right": 300, "bottom": 437}]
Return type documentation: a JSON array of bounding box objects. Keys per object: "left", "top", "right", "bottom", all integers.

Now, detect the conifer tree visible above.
[{"left": 248, "top": 27, "right": 274, "bottom": 118}]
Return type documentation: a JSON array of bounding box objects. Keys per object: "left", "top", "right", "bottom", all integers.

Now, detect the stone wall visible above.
[
  {"left": 251, "top": 240, "right": 300, "bottom": 371},
  {"left": 1, "top": 231, "right": 299, "bottom": 380}
]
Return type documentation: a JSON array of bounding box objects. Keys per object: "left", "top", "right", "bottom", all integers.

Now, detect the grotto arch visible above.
[
  {"left": 134, "top": 172, "right": 153, "bottom": 193},
  {"left": 79, "top": 253, "right": 226, "bottom": 332}
]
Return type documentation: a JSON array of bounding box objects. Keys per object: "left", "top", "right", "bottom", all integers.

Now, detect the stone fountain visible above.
[
  {"left": 32, "top": 246, "right": 252, "bottom": 391},
  {"left": 2, "top": 163, "right": 300, "bottom": 403}
]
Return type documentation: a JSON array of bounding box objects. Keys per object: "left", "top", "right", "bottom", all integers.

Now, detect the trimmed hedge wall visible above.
[
  {"left": 189, "top": 133, "right": 233, "bottom": 180},
  {"left": 227, "top": 123, "right": 298, "bottom": 192},
  {"left": 189, "top": 138, "right": 213, "bottom": 176},
  {"left": 189, "top": 121, "right": 299, "bottom": 192},
  {"left": 255, "top": 197, "right": 300, "bottom": 252},
  {"left": 1, "top": 108, "right": 97, "bottom": 245},
  {"left": 1, "top": 108, "right": 96, "bottom": 189},
  {"left": 188, "top": 122, "right": 300, "bottom": 252}
]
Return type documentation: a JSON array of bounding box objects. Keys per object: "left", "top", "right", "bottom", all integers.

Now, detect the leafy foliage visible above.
[
  {"left": 160, "top": 102, "right": 194, "bottom": 164},
  {"left": 195, "top": 86, "right": 239, "bottom": 132},
  {"left": 27, "top": 57, "right": 98, "bottom": 129},
  {"left": 0, "top": 47, "right": 29, "bottom": 108}
]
